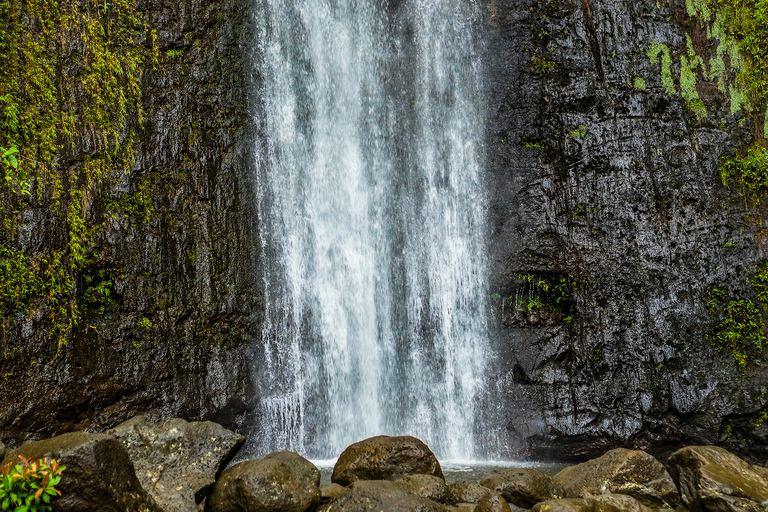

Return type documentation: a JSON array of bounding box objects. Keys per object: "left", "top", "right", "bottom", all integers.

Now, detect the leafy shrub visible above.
[{"left": 0, "top": 456, "right": 65, "bottom": 512}]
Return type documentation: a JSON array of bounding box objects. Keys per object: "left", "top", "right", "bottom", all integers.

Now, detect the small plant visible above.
[
  {"left": 720, "top": 145, "right": 768, "bottom": 206},
  {"left": 569, "top": 124, "right": 589, "bottom": 139},
  {"left": 137, "top": 317, "right": 152, "bottom": 330},
  {"left": 0, "top": 456, "right": 65, "bottom": 511}
]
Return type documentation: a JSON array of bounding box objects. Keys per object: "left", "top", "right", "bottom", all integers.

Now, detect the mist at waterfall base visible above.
[{"left": 248, "top": 0, "right": 503, "bottom": 463}]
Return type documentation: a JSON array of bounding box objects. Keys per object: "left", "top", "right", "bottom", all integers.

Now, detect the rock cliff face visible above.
[
  {"left": 3, "top": 0, "right": 768, "bottom": 464},
  {"left": 0, "top": 0, "right": 262, "bottom": 443},
  {"left": 485, "top": 0, "right": 768, "bottom": 462}
]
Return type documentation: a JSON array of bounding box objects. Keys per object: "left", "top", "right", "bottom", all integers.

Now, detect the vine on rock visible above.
[{"left": 0, "top": 0, "right": 157, "bottom": 356}]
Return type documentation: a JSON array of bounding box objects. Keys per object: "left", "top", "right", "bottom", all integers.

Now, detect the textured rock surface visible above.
[
  {"left": 2, "top": 0, "right": 768, "bottom": 465},
  {"left": 552, "top": 449, "right": 678, "bottom": 507},
  {"left": 532, "top": 498, "right": 621, "bottom": 512},
  {"left": 318, "top": 480, "right": 450, "bottom": 512},
  {"left": 0, "top": 0, "right": 261, "bottom": 446},
  {"left": 447, "top": 482, "right": 494, "bottom": 505},
  {"left": 485, "top": 0, "right": 768, "bottom": 463},
  {"left": 331, "top": 436, "right": 443, "bottom": 486},
  {"left": 589, "top": 494, "right": 650, "bottom": 512},
  {"left": 481, "top": 468, "right": 562, "bottom": 508},
  {"left": 208, "top": 456, "right": 320, "bottom": 512},
  {"left": 666, "top": 445, "right": 768, "bottom": 512},
  {"left": 474, "top": 493, "right": 510, "bottom": 512},
  {"left": 107, "top": 416, "right": 245, "bottom": 512},
  {"left": 0, "top": 432, "right": 161, "bottom": 512},
  {"left": 396, "top": 474, "right": 450, "bottom": 503}
]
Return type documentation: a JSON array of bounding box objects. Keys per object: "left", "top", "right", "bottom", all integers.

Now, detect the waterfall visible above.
[{"left": 252, "top": 0, "right": 489, "bottom": 460}]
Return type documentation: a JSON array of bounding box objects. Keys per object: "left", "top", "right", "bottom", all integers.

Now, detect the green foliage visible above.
[
  {"left": 0, "top": 0, "right": 158, "bottom": 354},
  {"left": 506, "top": 276, "right": 577, "bottom": 324},
  {"left": 569, "top": 125, "right": 589, "bottom": 139},
  {"left": 0, "top": 456, "right": 65, "bottom": 512},
  {"left": 137, "top": 316, "right": 152, "bottom": 330},
  {"left": 753, "top": 264, "right": 768, "bottom": 301},
  {"left": 530, "top": 55, "right": 556, "bottom": 76},
  {"left": 719, "top": 145, "right": 768, "bottom": 205},
  {"left": 632, "top": 76, "right": 647, "bottom": 90}
]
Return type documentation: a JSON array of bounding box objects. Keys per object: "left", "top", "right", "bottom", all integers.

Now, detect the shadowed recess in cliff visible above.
[{"left": 249, "top": 0, "right": 490, "bottom": 460}]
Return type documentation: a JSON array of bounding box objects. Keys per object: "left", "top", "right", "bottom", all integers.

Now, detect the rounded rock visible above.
[
  {"left": 447, "top": 481, "right": 493, "bottom": 505},
  {"left": 396, "top": 474, "right": 450, "bottom": 503},
  {"left": 474, "top": 493, "right": 509, "bottom": 512},
  {"left": 331, "top": 435, "right": 443, "bottom": 485},
  {"left": 481, "top": 468, "right": 561, "bottom": 508}
]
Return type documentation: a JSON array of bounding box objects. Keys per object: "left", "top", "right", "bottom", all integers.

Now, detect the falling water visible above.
[{"left": 252, "top": 0, "right": 489, "bottom": 460}]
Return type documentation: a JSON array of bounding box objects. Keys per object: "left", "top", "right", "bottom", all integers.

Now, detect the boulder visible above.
[
  {"left": 447, "top": 481, "right": 493, "bottom": 505},
  {"left": 396, "top": 474, "right": 450, "bottom": 503},
  {"left": 474, "top": 493, "right": 509, "bottom": 512},
  {"left": 481, "top": 468, "right": 562, "bottom": 508},
  {"left": 532, "top": 498, "right": 621, "bottom": 512},
  {"left": 552, "top": 448, "right": 678, "bottom": 508},
  {"left": 108, "top": 415, "right": 244, "bottom": 512},
  {"left": 263, "top": 451, "right": 321, "bottom": 488},
  {"left": 317, "top": 480, "right": 450, "bottom": 512},
  {"left": 0, "top": 432, "right": 161, "bottom": 512},
  {"left": 666, "top": 445, "right": 768, "bottom": 512},
  {"left": 320, "top": 483, "right": 346, "bottom": 501},
  {"left": 331, "top": 435, "right": 443, "bottom": 485},
  {"left": 589, "top": 494, "right": 650, "bottom": 512},
  {"left": 208, "top": 455, "right": 320, "bottom": 512},
  {"left": 455, "top": 505, "right": 476, "bottom": 512}
]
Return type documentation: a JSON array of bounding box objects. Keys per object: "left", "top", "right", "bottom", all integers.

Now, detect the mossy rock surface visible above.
[
  {"left": 552, "top": 448, "right": 678, "bottom": 508},
  {"left": 331, "top": 435, "right": 443, "bottom": 486},
  {"left": 447, "top": 481, "right": 494, "bottom": 505},
  {"left": 532, "top": 498, "right": 621, "bottom": 512},
  {"left": 481, "top": 468, "right": 562, "bottom": 508},
  {"left": 666, "top": 445, "right": 768, "bottom": 512},
  {"left": 317, "top": 480, "right": 451, "bottom": 512}
]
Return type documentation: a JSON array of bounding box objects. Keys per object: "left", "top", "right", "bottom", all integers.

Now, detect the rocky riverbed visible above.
[{"left": 1, "top": 416, "right": 766, "bottom": 512}]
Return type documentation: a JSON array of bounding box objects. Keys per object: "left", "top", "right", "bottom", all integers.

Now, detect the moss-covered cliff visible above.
[{"left": 3, "top": 0, "right": 768, "bottom": 463}]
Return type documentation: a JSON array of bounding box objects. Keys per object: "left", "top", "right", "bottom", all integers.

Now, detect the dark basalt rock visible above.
[
  {"left": 480, "top": 468, "right": 562, "bottom": 508},
  {"left": 396, "top": 474, "right": 450, "bottom": 503},
  {"left": 474, "top": 493, "right": 510, "bottom": 512},
  {"left": 107, "top": 415, "right": 245, "bottom": 512},
  {"left": 447, "top": 481, "right": 494, "bottom": 505},
  {"left": 532, "top": 498, "right": 621, "bottom": 512},
  {"left": 0, "top": 432, "right": 162, "bottom": 512},
  {"left": 666, "top": 445, "right": 768, "bottom": 512},
  {"left": 317, "top": 480, "right": 451, "bottom": 512},
  {"left": 208, "top": 455, "right": 321, "bottom": 512},
  {"left": 331, "top": 435, "right": 443, "bottom": 486},
  {"left": 552, "top": 448, "right": 679, "bottom": 508},
  {"left": 262, "top": 451, "right": 322, "bottom": 489}
]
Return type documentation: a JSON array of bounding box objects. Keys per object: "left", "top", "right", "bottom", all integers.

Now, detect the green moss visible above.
[
  {"left": 632, "top": 76, "right": 647, "bottom": 90},
  {"left": 530, "top": 54, "right": 556, "bottom": 76},
  {"left": 570, "top": 124, "right": 589, "bottom": 139},
  {"left": 707, "top": 299, "right": 765, "bottom": 368},
  {"left": 646, "top": 43, "right": 676, "bottom": 95},
  {"left": 681, "top": 54, "right": 708, "bottom": 121},
  {"left": 0, "top": 0, "right": 158, "bottom": 354},
  {"left": 719, "top": 145, "right": 768, "bottom": 205}
]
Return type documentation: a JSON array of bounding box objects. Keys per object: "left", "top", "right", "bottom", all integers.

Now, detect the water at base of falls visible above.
[{"left": 251, "top": 0, "right": 490, "bottom": 460}]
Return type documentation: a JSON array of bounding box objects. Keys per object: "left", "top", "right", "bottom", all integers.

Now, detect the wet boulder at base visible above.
[
  {"left": 447, "top": 482, "right": 493, "bottom": 505},
  {"left": 396, "top": 474, "right": 450, "bottom": 503},
  {"left": 331, "top": 435, "right": 443, "bottom": 485},
  {"left": 532, "top": 498, "right": 621, "bottom": 512},
  {"left": 474, "top": 493, "right": 510, "bottom": 512},
  {"left": 0, "top": 432, "right": 162, "bottom": 512},
  {"left": 317, "top": 480, "right": 451, "bottom": 512},
  {"left": 262, "top": 451, "right": 322, "bottom": 490},
  {"left": 320, "top": 483, "right": 346, "bottom": 502},
  {"left": 480, "top": 468, "right": 562, "bottom": 508},
  {"left": 589, "top": 494, "right": 650, "bottom": 512},
  {"left": 666, "top": 445, "right": 768, "bottom": 512},
  {"left": 107, "top": 415, "right": 245, "bottom": 512},
  {"left": 552, "top": 448, "right": 679, "bottom": 508},
  {"left": 208, "top": 453, "right": 320, "bottom": 512}
]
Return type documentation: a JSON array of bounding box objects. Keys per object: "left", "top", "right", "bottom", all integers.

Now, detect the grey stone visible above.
[
  {"left": 397, "top": 474, "right": 450, "bottom": 503},
  {"left": 532, "top": 498, "right": 621, "bottom": 512},
  {"left": 447, "top": 481, "right": 493, "bottom": 505},
  {"left": 1, "top": 432, "right": 161, "bottom": 512},
  {"left": 107, "top": 415, "right": 245, "bottom": 512},
  {"left": 474, "top": 493, "right": 510, "bottom": 512}
]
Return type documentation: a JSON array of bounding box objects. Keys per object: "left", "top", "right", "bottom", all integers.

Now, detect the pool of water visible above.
[{"left": 312, "top": 459, "right": 569, "bottom": 486}]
